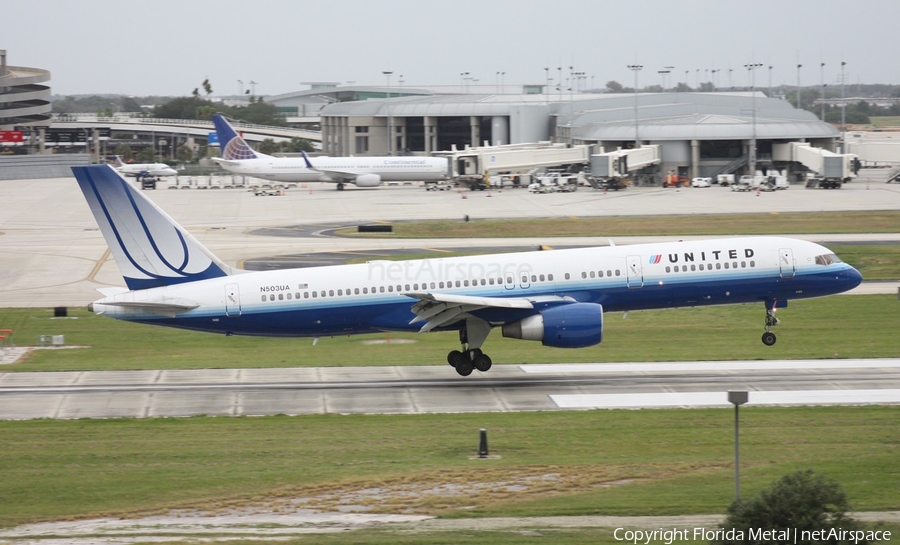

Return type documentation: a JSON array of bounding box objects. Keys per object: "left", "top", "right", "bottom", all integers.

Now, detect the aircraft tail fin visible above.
[
  {"left": 72, "top": 165, "right": 232, "bottom": 290},
  {"left": 212, "top": 114, "right": 263, "bottom": 161},
  {"left": 111, "top": 156, "right": 125, "bottom": 168}
]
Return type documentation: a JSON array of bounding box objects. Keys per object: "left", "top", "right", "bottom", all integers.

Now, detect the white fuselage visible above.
[
  {"left": 116, "top": 163, "right": 178, "bottom": 177},
  {"left": 218, "top": 156, "right": 449, "bottom": 183},
  {"left": 91, "top": 236, "right": 861, "bottom": 337}
]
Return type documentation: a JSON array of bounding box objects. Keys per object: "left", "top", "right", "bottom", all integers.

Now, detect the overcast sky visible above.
[{"left": 5, "top": 0, "right": 900, "bottom": 97}]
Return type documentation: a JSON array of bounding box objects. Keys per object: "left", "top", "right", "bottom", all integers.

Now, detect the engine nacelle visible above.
[
  {"left": 353, "top": 174, "right": 382, "bottom": 187},
  {"left": 501, "top": 303, "right": 603, "bottom": 348}
]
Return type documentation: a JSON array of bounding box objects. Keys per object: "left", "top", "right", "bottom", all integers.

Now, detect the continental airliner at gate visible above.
[{"left": 72, "top": 165, "right": 862, "bottom": 377}]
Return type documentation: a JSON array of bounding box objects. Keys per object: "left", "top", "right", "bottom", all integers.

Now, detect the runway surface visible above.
[{"left": 2, "top": 359, "right": 899, "bottom": 420}]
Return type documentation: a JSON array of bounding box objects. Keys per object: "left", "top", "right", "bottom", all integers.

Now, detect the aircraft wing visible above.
[{"left": 403, "top": 292, "right": 572, "bottom": 333}]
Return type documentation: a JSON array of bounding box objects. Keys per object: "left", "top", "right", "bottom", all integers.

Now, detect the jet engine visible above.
[
  {"left": 501, "top": 303, "right": 603, "bottom": 348},
  {"left": 353, "top": 174, "right": 382, "bottom": 187}
]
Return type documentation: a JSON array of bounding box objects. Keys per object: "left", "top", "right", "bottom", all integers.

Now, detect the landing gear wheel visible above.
[
  {"left": 337, "top": 182, "right": 345, "bottom": 191},
  {"left": 473, "top": 353, "right": 493, "bottom": 372},
  {"left": 447, "top": 350, "right": 464, "bottom": 367},
  {"left": 761, "top": 331, "right": 777, "bottom": 346},
  {"left": 455, "top": 358, "right": 474, "bottom": 376}
]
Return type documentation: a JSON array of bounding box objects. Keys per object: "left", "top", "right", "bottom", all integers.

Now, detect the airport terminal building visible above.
[{"left": 314, "top": 89, "right": 839, "bottom": 180}]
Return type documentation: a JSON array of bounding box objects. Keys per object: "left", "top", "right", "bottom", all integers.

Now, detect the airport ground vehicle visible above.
[
  {"left": 528, "top": 172, "right": 579, "bottom": 193},
  {"left": 691, "top": 177, "right": 712, "bottom": 188}
]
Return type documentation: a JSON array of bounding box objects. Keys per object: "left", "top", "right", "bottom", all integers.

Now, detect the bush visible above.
[{"left": 713, "top": 469, "right": 868, "bottom": 545}]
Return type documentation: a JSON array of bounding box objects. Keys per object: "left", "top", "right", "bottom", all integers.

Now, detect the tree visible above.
[
  {"left": 257, "top": 138, "right": 278, "bottom": 155},
  {"left": 202, "top": 78, "right": 213, "bottom": 97},
  {"left": 114, "top": 144, "right": 134, "bottom": 161},
  {"left": 606, "top": 80, "right": 624, "bottom": 93},
  {"left": 280, "top": 137, "right": 315, "bottom": 153},
  {"left": 135, "top": 146, "right": 156, "bottom": 162},
  {"left": 176, "top": 144, "right": 194, "bottom": 164},
  {"left": 713, "top": 469, "right": 868, "bottom": 545}
]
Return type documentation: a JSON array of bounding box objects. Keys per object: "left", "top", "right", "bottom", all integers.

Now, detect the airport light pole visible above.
[
  {"left": 768, "top": 65, "right": 773, "bottom": 98},
  {"left": 796, "top": 63, "right": 802, "bottom": 109},
  {"left": 841, "top": 61, "right": 847, "bottom": 152},
  {"left": 383, "top": 71, "right": 393, "bottom": 155},
  {"left": 745, "top": 63, "right": 763, "bottom": 178},
  {"left": 728, "top": 391, "right": 749, "bottom": 501},
  {"left": 628, "top": 64, "right": 643, "bottom": 147},
  {"left": 820, "top": 62, "right": 826, "bottom": 120}
]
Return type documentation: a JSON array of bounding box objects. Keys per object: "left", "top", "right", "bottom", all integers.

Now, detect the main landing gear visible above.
[
  {"left": 762, "top": 306, "right": 780, "bottom": 346},
  {"left": 447, "top": 318, "right": 493, "bottom": 376},
  {"left": 336, "top": 182, "right": 345, "bottom": 191}
]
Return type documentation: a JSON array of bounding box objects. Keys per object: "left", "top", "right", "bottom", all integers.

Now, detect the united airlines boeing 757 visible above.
[
  {"left": 210, "top": 115, "right": 449, "bottom": 190},
  {"left": 72, "top": 165, "right": 862, "bottom": 376}
]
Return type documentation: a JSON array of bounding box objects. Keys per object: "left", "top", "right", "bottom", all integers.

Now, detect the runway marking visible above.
[
  {"left": 85, "top": 248, "right": 112, "bottom": 283},
  {"left": 521, "top": 359, "right": 900, "bottom": 374},
  {"left": 551, "top": 389, "right": 900, "bottom": 409}
]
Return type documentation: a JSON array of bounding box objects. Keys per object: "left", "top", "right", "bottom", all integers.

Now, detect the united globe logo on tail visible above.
[{"left": 223, "top": 137, "right": 258, "bottom": 161}]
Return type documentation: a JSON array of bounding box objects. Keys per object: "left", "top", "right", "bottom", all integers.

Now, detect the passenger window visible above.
[
  {"left": 548, "top": 274, "right": 553, "bottom": 281},
  {"left": 430, "top": 282, "right": 436, "bottom": 289},
  {"left": 598, "top": 270, "right": 604, "bottom": 277},
  {"left": 589, "top": 271, "right": 595, "bottom": 278},
  {"left": 489, "top": 278, "right": 495, "bottom": 285},
  {"left": 329, "top": 290, "right": 335, "bottom": 296},
  {"left": 337, "top": 289, "right": 343, "bottom": 296},
  {"left": 355, "top": 288, "right": 360, "bottom": 294},
  {"left": 724, "top": 263, "right": 729, "bottom": 269},
  {"left": 261, "top": 295, "right": 266, "bottom": 302},
  {"left": 278, "top": 294, "right": 284, "bottom": 300},
  {"left": 565, "top": 273, "right": 570, "bottom": 280},
  {"left": 388, "top": 285, "right": 393, "bottom": 292},
  {"left": 750, "top": 260, "right": 755, "bottom": 267},
  {"left": 464, "top": 280, "right": 469, "bottom": 287},
  {"left": 506, "top": 277, "right": 512, "bottom": 284},
  {"left": 699, "top": 264, "right": 704, "bottom": 271},
  {"left": 716, "top": 263, "right": 721, "bottom": 270},
  {"left": 304, "top": 292, "right": 309, "bottom": 299},
  {"left": 312, "top": 292, "right": 317, "bottom": 298},
  {"left": 455, "top": 280, "right": 461, "bottom": 287},
  {"left": 615, "top": 270, "right": 620, "bottom": 276},
  {"left": 690, "top": 265, "right": 696, "bottom": 271},
  {"left": 741, "top": 262, "right": 746, "bottom": 268},
  {"left": 607, "top": 270, "right": 613, "bottom": 277},
  {"left": 405, "top": 284, "right": 410, "bottom": 291},
  {"left": 380, "top": 286, "right": 385, "bottom": 293},
  {"left": 582, "top": 272, "right": 587, "bottom": 279},
  {"left": 270, "top": 294, "right": 275, "bottom": 301}
]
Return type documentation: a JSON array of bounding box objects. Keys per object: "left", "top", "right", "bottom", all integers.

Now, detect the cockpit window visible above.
[{"left": 815, "top": 254, "right": 842, "bottom": 266}]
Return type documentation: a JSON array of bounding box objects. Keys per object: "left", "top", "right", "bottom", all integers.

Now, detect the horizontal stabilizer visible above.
[{"left": 93, "top": 298, "right": 199, "bottom": 318}]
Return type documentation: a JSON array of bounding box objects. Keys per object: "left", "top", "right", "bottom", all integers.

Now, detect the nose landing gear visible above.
[{"left": 762, "top": 307, "right": 780, "bottom": 346}]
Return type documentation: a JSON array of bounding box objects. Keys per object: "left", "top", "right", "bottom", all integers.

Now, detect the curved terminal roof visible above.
[{"left": 321, "top": 91, "right": 837, "bottom": 142}]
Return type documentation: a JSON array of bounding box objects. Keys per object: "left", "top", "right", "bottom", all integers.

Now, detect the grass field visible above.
[
  {"left": 1, "top": 294, "right": 898, "bottom": 371},
  {"left": 335, "top": 211, "right": 900, "bottom": 238},
  {"left": 869, "top": 116, "right": 900, "bottom": 128},
  {"left": 1, "top": 406, "right": 897, "bottom": 529}
]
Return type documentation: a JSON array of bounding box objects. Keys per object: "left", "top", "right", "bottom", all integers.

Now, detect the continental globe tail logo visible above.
[{"left": 223, "top": 137, "right": 257, "bottom": 160}]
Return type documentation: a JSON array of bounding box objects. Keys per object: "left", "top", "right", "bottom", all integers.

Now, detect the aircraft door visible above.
[
  {"left": 779, "top": 248, "right": 796, "bottom": 278},
  {"left": 626, "top": 255, "right": 644, "bottom": 288},
  {"left": 225, "top": 283, "right": 242, "bottom": 317}
]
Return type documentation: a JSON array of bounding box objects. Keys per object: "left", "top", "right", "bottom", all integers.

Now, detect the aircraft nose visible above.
[{"left": 845, "top": 266, "right": 863, "bottom": 289}]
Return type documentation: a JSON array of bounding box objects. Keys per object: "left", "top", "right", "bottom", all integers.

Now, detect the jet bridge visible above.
[
  {"left": 435, "top": 142, "right": 593, "bottom": 178},
  {"left": 588, "top": 146, "right": 661, "bottom": 177},
  {"left": 772, "top": 143, "right": 857, "bottom": 186}
]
